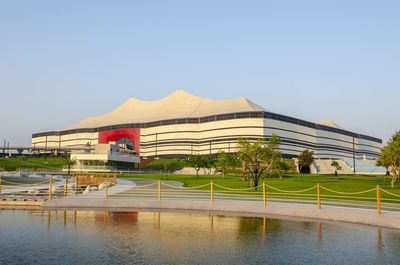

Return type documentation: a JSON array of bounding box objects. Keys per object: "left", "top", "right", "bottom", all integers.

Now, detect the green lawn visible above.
[
  {"left": 0, "top": 157, "right": 66, "bottom": 171},
  {"left": 119, "top": 174, "right": 400, "bottom": 204}
]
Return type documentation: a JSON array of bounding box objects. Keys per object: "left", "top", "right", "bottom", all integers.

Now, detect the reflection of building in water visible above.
[{"left": 31, "top": 210, "right": 396, "bottom": 258}]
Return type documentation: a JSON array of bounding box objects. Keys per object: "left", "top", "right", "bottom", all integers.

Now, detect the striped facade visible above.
[{"left": 32, "top": 91, "right": 381, "bottom": 160}]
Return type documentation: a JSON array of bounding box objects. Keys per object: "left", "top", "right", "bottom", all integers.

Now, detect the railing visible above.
[
  {"left": 16, "top": 167, "right": 51, "bottom": 172},
  {"left": 71, "top": 173, "right": 117, "bottom": 187},
  {"left": 2, "top": 174, "right": 400, "bottom": 216},
  {"left": 107, "top": 180, "right": 400, "bottom": 215},
  {"left": 0, "top": 175, "right": 52, "bottom": 200},
  {"left": 0, "top": 173, "right": 116, "bottom": 201}
]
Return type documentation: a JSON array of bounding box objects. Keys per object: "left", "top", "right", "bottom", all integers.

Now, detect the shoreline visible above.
[{"left": 42, "top": 199, "right": 400, "bottom": 230}]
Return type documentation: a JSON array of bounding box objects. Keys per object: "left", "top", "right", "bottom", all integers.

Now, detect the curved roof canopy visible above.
[
  {"left": 314, "top": 121, "right": 344, "bottom": 129},
  {"left": 64, "top": 90, "right": 268, "bottom": 130}
]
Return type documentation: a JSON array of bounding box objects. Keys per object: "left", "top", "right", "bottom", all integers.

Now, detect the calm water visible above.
[{"left": 1, "top": 209, "right": 400, "bottom": 264}]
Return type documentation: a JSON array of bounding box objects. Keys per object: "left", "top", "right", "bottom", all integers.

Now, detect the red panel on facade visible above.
[{"left": 98, "top": 129, "right": 140, "bottom": 155}]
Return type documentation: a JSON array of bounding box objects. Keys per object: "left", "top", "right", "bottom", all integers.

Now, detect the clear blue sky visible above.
[{"left": 0, "top": 0, "right": 399, "bottom": 146}]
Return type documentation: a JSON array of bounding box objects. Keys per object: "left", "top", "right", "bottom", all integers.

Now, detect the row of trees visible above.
[
  {"left": 188, "top": 130, "right": 400, "bottom": 189},
  {"left": 189, "top": 134, "right": 294, "bottom": 190}
]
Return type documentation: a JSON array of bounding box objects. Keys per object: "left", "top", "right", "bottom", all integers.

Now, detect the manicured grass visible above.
[
  {"left": 119, "top": 173, "right": 400, "bottom": 204},
  {"left": 0, "top": 157, "right": 66, "bottom": 171}
]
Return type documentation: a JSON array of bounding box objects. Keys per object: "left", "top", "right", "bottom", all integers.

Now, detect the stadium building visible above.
[{"left": 32, "top": 90, "right": 382, "bottom": 163}]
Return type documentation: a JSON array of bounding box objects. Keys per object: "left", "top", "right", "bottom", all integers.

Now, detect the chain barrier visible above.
[{"left": 319, "top": 186, "right": 377, "bottom": 195}]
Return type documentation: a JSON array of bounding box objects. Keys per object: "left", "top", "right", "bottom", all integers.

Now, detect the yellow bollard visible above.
[
  {"left": 263, "top": 181, "right": 266, "bottom": 206},
  {"left": 317, "top": 183, "right": 321, "bottom": 210},
  {"left": 75, "top": 176, "right": 78, "bottom": 193},
  {"left": 377, "top": 185, "right": 381, "bottom": 215},
  {"left": 211, "top": 181, "right": 214, "bottom": 203},
  {"left": 105, "top": 178, "right": 108, "bottom": 200},
  {"left": 49, "top": 177, "right": 52, "bottom": 200},
  {"left": 158, "top": 180, "right": 161, "bottom": 201}
]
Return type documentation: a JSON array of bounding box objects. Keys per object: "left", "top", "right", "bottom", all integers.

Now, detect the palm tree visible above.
[{"left": 330, "top": 160, "right": 342, "bottom": 179}]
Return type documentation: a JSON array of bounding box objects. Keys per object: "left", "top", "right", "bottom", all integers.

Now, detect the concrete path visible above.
[
  {"left": 39, "top": 178, "right": 400, "bottom": 230},
  {"left": 42, "top": 199, "right": 400, "bottom": 230}
]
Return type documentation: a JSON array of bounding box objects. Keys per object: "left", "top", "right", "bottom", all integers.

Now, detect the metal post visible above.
[
  {"left": 352, "top": 136, "right": 356, "bottom": 174},
  {"left": 263, "top": 181, "right": 266, "bottom": 206},
  {"left": 211, "top": 181, "right": 213, "bottom": 203},
  {"left": 158, "top": 180, "right": 161, "bottom": 201},
  {"left": 242, "top": 162, "right": 245, "bottom": 181},
  {"left": 317, "top": 183, "right": 321, "bottom": 209},
  {"left": 49, "top": 177, "right": 52, "bottom": 200},
  {"left": 105, "top": 178, "right": 108, "bottom": 200},
  {"left": 44, "top": 136, "right": 47, "bottom": 161},
  {"left": 155, "top": 133, "right": 158, "bottom": 157},
  {"left": 0, "top": 175, "right": 2, "bottom": 194},
  {"left": 377, "top": 185, "right": 381, "bottom": 215}
]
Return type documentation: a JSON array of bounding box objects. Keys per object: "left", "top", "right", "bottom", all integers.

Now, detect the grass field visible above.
[
  {"left": 0, "top": 157, "right": 66, "bottom": 171},
  {"left": 119, "top": 173, "right": 400, "bottom": 205}
]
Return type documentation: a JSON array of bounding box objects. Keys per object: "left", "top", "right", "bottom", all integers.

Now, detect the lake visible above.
[{"left": 0, "top": 209, "right": 399, "bottom": 264}]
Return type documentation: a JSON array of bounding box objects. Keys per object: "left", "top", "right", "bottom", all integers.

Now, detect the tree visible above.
[
  {"left": 379, "top": 131, "right": 400, "bottom": 188},
  {"left": 227, "top": 154, "right": 241, "bottom": 174},
  {"left": 330, "top": 160, "right": 342, "bottom": 177},
  {"left": 204, "top": 156, "right": 214, "bottom": 175},
  {"left": 163, "top": 161, "right": 170, "bottom": 174},
  {"left": 377, "top": 154, "right": 390, "bottom": 185},
  {"left": 65, "top": 157, "right": 76, "bottom": 175},
  {"left": 237, "top": 134, "right": 282, "bottom": 191},
  {"left": 274, "top": 160, "right": 291, "bottom": 180},
  {"left": 215, "top": 151, "right": 240, "bottom": 178},
  {"left": 216, "top": 151, "right": 229, "bottom": 178},
  {"left": 297, "top": 149, "right": 315, "bottom": 178},
  {"left": 188, "top": 154, "right": 208, "bottom": 178}
]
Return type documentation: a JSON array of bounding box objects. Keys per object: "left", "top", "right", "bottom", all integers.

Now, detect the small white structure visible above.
[{"left": 70, "top": 143, "right": 140, "bottom": 172}]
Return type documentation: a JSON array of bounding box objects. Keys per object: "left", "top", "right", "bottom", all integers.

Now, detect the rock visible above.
[
  {"left": 82, "top": 185, "right": 91, "bottom": 194},
  {"left": 98, "top": 183, "right": 106, "bottom": 190}
]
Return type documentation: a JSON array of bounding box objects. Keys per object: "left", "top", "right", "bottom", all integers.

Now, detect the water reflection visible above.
[
  {"left": 317, "top": 222, "right": 322, "bottom": 244},
  {"left": 377, "top": 228, "right": 382, "bottom": 254},
  {"left": 1, "top": 209, "right": 400, "bottom": 264}
]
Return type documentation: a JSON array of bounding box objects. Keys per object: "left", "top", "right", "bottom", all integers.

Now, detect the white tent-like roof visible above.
[
  {"left": 314, "top": 121, "right": 344, "bottom": 129},
  {"left": 64, "top": 90, "right": 268, "bottom": 130}
]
